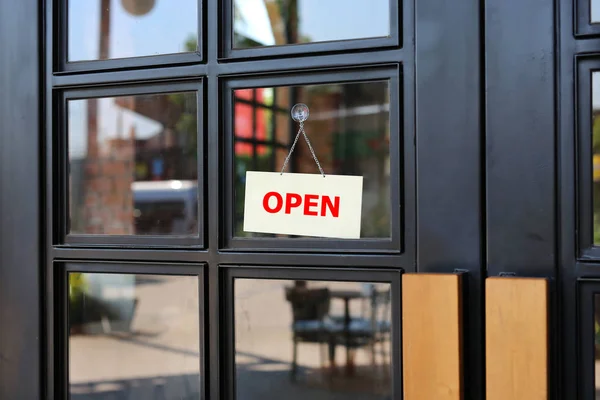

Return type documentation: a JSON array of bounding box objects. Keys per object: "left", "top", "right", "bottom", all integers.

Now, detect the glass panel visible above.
[
  {"left": 595, "top": 294, "right": 600, "bottom": 397},
  {"left": 233, "top": 82, "right": 391, "bottom": 238},
  {"left": 593, "top": 0, "right": 600, "bottom": 23},
  {"left": 68, "top": 0, "right": 197, "bottom": 62},
  {"left": 69, "top": 272, "right": 201, "bottom": 399},
  {"left": 68, "top": 92, "right": 199, "bottom": 236},
  {"left": 594, "top": 72, "right": 600, "bottom": 244},
  {"left": 233, "top": 0, "right": 390, "bottom": 49},
  {"left": 235, "top": 278, "right": 392, "bottom": 400}
]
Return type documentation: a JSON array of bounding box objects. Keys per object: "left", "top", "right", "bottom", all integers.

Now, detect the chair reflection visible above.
[
  {"left": 285, "top": 285, "right": 334, "bottom": 379},
  {"left": 284, "top": 282, "right": 391, "bottom": 381}
]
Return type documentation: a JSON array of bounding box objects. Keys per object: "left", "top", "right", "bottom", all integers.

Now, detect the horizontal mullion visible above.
[
  {"left": 214, "top": 251, "right": 411, "bottom": 270},
  {"left": 52, "top": 247, "right": 411, "bottom": 269},
  {"left": 52, "top": 64, "right": 207, "bottom": 88},
  {"left": 577, "top": 260, "right": 600, "bottom": 276},
  {"left": 221, "top": 264, "right": 402, "bottom": 283},
  {"left": 51, "top": 49, "right": 404, "bottom": 88},
  {"left": 60, "top": 260, "right": 206, "bottom": 275},
  {"left": 59, "top": 262, "right": 206, "bottom": 278},
  {"left": 575, "top": 38, "right": 600, "bottom": 54},
  {"left": 215, "top": 48, "right": 405, "bottom": 76},
  {"left": 52, "top": 247, "right": 209, "bottom": 263}
]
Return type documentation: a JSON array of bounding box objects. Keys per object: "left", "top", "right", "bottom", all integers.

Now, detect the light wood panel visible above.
[
  {"left": 402, "top": 273, "right": 463, "bottom": 400},
  {"left": 486, "top": 277, "right": 549, "bottom": 400}
]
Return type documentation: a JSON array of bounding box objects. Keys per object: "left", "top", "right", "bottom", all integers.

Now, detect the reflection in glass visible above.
[
  {"left": 68, "top": 92, "right": 198, "bottom": 236},
  {"left": 233, "top": 82, "right": 391, "bottom": 238},
  {"left": 594, "top": 72, "right": 600, "bottom": 244},
  {"left": 593, "top": 0, "right": 600, "bottom": 23},
  {"left": 233, "top": 0, "right": 390, "bottom": 48},
  {"left": 595, "top": 294, "right": 600, "bottom": 397},
  {"left": 68, "top": 272, "right": 200, "bottom": 399},
  {"left": 235, "top": 279, "right": 392, "bottom": 400},
  {"left": 68, "top": 0, "right": 197, "bottom": 62}
]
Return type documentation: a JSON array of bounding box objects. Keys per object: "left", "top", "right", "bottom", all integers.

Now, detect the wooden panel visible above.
[
  {"left": 486, "top": 277, "right": 549, "bottom": 400},
  {"left": 402, "top": 273, "right": 463, "bottom": 400}
]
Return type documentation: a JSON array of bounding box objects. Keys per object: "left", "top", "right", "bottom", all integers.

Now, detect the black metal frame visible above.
[
  {"left": 220, "top": 0, "right": 401, "bottom": 60},
  {"left": 222, "top": 66, "right": 404, "bottom": 253},
  {"left": 576, "top": 0, "right": 600, "bottom": 37},
  {"left": 55, "top": 81, "right": 206, "bottom": 248},
  {"left": 219, "top": 266, "right": 403, "bottom": 400},
  {"left": 53, "top": 261, "right": 207, "bottom": 399},
  {"left": 577, "top": 57, "right": 600, "bottom": 260},
  {"left": 39, "top": 0, "right": 416, "bottom": 398}
]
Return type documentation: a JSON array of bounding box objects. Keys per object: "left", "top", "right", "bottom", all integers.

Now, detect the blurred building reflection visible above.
[
  {"left": 68, "top": 92, "right": 198, "bottom": 236},
  {"left": 233, "top": 0, "right": 389, "bottom": 48}
]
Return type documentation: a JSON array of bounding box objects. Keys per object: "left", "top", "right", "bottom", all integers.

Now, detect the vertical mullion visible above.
[
  {"left": 206, "top": 0, "right": 220, "bottom": 399},
  {"left": 46, "top": 1, "right": 56, "bottom": 398}
]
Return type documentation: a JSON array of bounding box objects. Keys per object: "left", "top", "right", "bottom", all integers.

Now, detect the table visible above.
[{"left": 330, "top": 289, "right": 364, "bottom": 376}]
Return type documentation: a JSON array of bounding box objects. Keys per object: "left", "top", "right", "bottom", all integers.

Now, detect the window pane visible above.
[
  {"left": 68, "top": 0, "right": 198, "bottom": 62},
  {"left": 68, "top": 92, "right": 199, "bottom": 236},
  {"left": 594, "top": 72, "right": 600, "bottom": 244},
  {"left": 595, "top": 294, "right": 600, "bottom": 396},
  {"left": 69, "top": 272, "right": 200, "bottom": 399},
  {"left": 233, "top": 82, "right": 391, "bottom": 238},
  {"left": 593, "top": 0, "right": 600, "bottom": 23},
  {"left": 233, "top": 0, "right": 390, "bottom": 48},
  {"left": 235, "top": 278, "right": 392, "bottom": 400}
]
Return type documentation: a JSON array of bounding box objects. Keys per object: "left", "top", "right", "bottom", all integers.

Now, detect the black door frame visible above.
[
  {"left": 0, "top": 0, "right": 567, "bottom": 400},
  {"left": 0, "top": 2, "right": 41, "bottom": 399}
]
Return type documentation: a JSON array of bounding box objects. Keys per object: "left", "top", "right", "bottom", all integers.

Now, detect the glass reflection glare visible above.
[
  {"left": 233, "top": 82, "right": 391, "bottom": 239},
  {"left": 68, "top": 272, "right": 200, "bottom": 399},
  {"left": 68, "top": 91, "right": 198, "bottom": 236},
  {"left": 235, "top": 279, "right": 392, "bottom": 400},
  {"left": 233, "top": 0, "right": 390, "bottom": 48},
  {"left": 68, "top": 0, "right": 197, "bottom": 61}
]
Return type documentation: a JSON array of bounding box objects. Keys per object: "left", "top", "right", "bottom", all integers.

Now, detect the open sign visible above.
[
  {"left": 243, "top": 171, "right": 363, "bottom": 239},
  {"left": 262, "top": 192, "right": 340, "bottom": 217}
]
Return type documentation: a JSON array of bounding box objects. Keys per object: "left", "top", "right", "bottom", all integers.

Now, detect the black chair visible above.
[
  {"left": 330, "top": 286, "right": 392, "bottom": 368},
  {"left": 284, "top": 287, "right": 335, "bottom": 379}
]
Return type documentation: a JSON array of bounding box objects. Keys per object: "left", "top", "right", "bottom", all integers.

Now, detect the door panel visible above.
[{"left": 0, "top": 0, "right": 571, "bottom": 399}]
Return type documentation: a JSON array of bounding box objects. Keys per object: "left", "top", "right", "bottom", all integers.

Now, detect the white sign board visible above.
[{"left": 243, "top": 171, "right": 363, "bottom": 239}]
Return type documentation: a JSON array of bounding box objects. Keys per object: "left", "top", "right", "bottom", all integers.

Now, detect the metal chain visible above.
[{"left": 280, "top": 121, "right": 326, "bottom": 177}]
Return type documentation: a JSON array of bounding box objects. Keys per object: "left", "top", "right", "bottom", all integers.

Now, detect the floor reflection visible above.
[
  {"left": 596, "top": 294, "right": 600, "bottom": 399},
  {"left": 70, "top": 373, "right": 199, "bottom": 400},
  {"left": 235, "top": 279, "right": 392, "bottom": 400},
  {"left": 69, "top": 273, "right": 200, "bottom": 400}
]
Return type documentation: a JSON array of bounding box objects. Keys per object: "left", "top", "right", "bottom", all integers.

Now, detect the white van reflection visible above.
[{"left": 132, "top": 180, "right": 198, "bottom": 235}]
